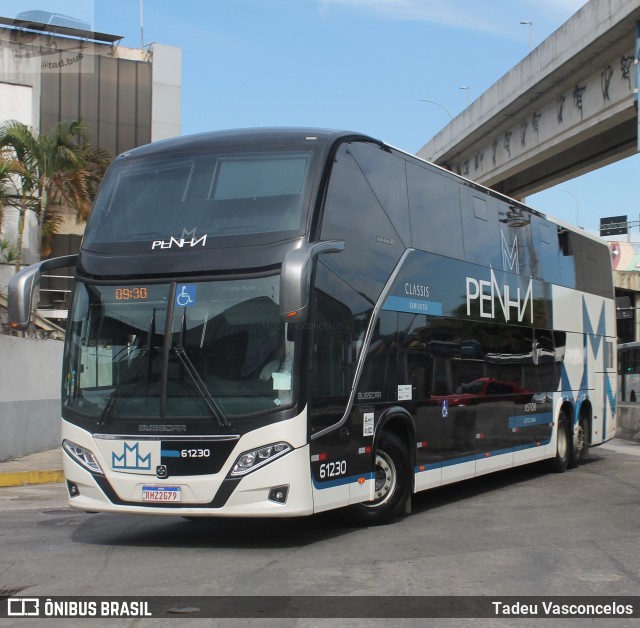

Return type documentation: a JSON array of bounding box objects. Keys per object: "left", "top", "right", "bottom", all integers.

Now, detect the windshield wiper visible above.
[
  {"left": 173, "top": 344, "right": 231, "bottom": 428},
  {"left": 97, "top": 347, "right": 149, "bottom": 427}
]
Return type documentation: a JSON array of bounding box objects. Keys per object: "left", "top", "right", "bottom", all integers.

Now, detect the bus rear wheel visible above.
[
  {"left": 549, "top": 411, "right": 569, "bottom": 473},
  {"left": 343, "top": 431, "right": 410, "bottom": 526},
  {"left": 569, "top": 415, "right": 590, "bottom": 468}
]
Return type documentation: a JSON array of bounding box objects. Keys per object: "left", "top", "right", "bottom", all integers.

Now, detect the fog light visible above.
[
  {"left": 67, "top": 480, "right": 80, "bottom": 497},
  {"left": 268, "top": 485, "right": 289, "bottom": 504}
]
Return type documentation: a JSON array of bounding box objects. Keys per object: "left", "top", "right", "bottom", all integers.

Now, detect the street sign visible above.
[
  {"left": 600, "top": 215, "right": 628, "bottom": 236},
  {"left": 616, "top": 296, "right": 634, "bottom": 320}
]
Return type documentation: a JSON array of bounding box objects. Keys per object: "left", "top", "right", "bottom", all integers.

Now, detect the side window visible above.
[
  {"left": 572, "top": 236, "right": 613, "bottom": 298},
  {"left": 406, "top": 162, "right": 464, "bottom": 258},
  {"left": 460, "top": 186, "right": 502, "bottom": 269},
  {"left": 532, "top": 329, "right": 559, "bottom": 392},
  {"left": 558, "top": 229, "right": 577, "bottom": 289},
  {"left": 320, "top": 143, "right": 403, "bottom": 304},
  {"left": 349, "top": 142, "right": 411, "bottom": 247},
  {"left": 309, "top": 264, "right": 371, "bottom": 427},
  {"left": 313, "top": 330, "right": 350, "bottom": 398},
  {"left": 500, "top": 325, "right": 534, "bottom": 388},
  {"left": 357, "top": 311, "right": 398, "bottom": 402},
  {"left": 554, "top": 331, "right": 567, "bottom": 378},
  {"left": 481, "top": 324, "right": 512, "bottom": 382},
  {"left": 398, "top": 313, "right": 432, "bottom": 400},
  {"left": 427, "top": 318, "right": 486, "bottom": 396},
  {"left": 498, "top": 203, "right": 537, "bottom": 278},
  {"left": 532, "top": 216, "right": 563, "bottom": 286}
]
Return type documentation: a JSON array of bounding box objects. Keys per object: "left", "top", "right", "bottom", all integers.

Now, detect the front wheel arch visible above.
[
  {"left": 342, "top": 430, "right": 411, "bottom": 526},
  {"left": 375, "top": 407, "right": 415, "bottom": 490}
]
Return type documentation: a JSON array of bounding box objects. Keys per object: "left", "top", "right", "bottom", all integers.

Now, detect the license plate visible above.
[{"left": 142, "top": 486, "right": 181, "bottom": 502}]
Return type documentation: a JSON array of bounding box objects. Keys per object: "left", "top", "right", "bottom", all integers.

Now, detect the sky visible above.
[{"left": 6, "top": 0, "right": 640, "bottom": 239}]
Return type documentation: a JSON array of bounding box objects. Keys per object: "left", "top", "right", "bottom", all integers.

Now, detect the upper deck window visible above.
[{"left": 82, "top": 149, "right": 315, "bottom": 249}]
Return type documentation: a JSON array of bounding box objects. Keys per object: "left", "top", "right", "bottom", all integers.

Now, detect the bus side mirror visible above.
[
  {"left": 8, "top": 254, "right": 78, "bottom": 329},
  {"left": 280, "top": 241, "right": 344, "bottom": 323}
]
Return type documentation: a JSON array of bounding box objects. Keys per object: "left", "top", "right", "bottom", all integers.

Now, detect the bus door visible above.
[{"left": 308, "top": 325, "right": 362, "bottom": 512}]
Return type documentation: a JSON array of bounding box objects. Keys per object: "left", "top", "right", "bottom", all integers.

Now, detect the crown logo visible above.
[{"left": 112, "top": 442, "right": 151, "bottom": 470}]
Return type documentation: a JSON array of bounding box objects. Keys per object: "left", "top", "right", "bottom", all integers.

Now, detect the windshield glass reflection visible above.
[{"left": 64, "top": 276, "right": 294, "bottom": 421}]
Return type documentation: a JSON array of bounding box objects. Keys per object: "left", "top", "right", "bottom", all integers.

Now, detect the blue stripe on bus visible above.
[
  {"left": 313, "top": 438, "right": 556, "bottom": 486},
  {"left": 414, "top": 438, "right": 552, "bottom": 473},
  {"left": 312, "top": 472, "right": 375, "bottom": 490},
  {"left": 160, "top": 450, "right": 181, "bottom": 457},
  {"left": 382, "top": 296, "right": 443, "bottom": 316}
]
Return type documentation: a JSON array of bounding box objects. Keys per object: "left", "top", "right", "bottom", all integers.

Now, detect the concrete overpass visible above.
[{"left": 419, "top": 0, "right": 640, "bottom": 199}]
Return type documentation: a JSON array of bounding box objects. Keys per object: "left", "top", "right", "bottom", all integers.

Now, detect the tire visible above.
[
  {"left": 343, "top": 431, "right": 411, "bottom": 526},
  {"left": 549, "top": 411, "right": 569, "bottom": 473},
  {"left": 569, "top": 414, "right": 590, "bottom": 468}
]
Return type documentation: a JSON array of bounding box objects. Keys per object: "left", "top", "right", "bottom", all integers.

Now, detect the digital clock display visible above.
[{"left": 115, "top": 287, "right": 149, "bottom": 300}]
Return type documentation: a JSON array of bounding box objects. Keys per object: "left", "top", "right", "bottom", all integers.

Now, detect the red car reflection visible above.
[{"left": 431, "top": 377, "right": 532, "bottom": 406}]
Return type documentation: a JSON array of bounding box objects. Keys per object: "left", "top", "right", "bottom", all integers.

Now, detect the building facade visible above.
[{"left": 0, "top": 15, "right": 181, "bottom": 321}]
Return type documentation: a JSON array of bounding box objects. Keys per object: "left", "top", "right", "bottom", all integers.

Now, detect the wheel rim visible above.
[
  {"left": 363, "top": 450, "right": 397, "bottom": 508},
  {"left": 576, "top": 422, "right": 585, "bottom": 456},
  {"left": 557, "top": 421, "right": 568, "bottom": 459}
]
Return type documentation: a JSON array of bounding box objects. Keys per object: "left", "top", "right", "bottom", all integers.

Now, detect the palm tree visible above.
[
  {"left": 0, "top": 156, "right": 27, "bottom": 264},
  {"left": 0, "top": 158, "right": 11, "bottom": 228},
  {"left": 0, "top": 120, "right": 111, "bottom": 265}
]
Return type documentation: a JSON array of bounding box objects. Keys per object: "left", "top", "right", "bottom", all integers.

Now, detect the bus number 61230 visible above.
[
  {"left": 180, "top": 449, "right": 211, "bottom": 458},
  {"left": 319, "top": 460, "right": 347, "bottom": 479}
]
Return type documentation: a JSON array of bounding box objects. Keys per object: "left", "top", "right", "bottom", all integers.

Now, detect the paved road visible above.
[{"left": 1, "top": 439, "right": 639, "bottom": 626}]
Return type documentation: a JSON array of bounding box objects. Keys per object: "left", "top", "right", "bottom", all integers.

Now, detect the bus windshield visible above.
[
  {"left": 63, "top": 275, "right": 294, "bottom": 421},
  {"left": 81, "top": 149, "right": 314, "bottom": 248}
]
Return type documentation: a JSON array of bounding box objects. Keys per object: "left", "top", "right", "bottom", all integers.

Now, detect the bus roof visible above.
[{"left": 116, "top": 127, "right": 376, "bottom": 160}]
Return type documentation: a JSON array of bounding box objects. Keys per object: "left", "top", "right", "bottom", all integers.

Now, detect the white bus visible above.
[{"left": 9, "top": 128, "right": 617, "bottom": 524}]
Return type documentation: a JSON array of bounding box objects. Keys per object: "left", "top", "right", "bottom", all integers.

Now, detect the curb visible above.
[{"left": 0, "top": 470, "right": 65, "bottom": 488}]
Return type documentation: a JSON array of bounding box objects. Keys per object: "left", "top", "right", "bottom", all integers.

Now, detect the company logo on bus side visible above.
[
  {"left": 465, "top": 270, "right": 533, "bottom": 323},
  {"left": 465, "top": 231, "right": 533, "bottom": 324}
]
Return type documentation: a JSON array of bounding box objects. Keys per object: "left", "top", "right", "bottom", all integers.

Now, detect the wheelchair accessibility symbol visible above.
[
  {"left": 442, "top": 399, "right": 448, "bottom": 418},
  {"left": 176, "top": 284, "right": 197, "bottom": 307}
]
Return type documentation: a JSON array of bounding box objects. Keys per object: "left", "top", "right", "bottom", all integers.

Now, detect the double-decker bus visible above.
[{"left": 9, "top": 128, "right": 617, "bottom": 525}]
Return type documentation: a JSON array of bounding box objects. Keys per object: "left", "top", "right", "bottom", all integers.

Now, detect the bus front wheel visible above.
[{"left": 344, "top": 431, "right": 410, "bottom": 526}]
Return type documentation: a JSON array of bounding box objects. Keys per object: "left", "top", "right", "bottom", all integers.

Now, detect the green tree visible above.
[
  {"left": 0, "top": 120, "right": 110, "bottom": 266},
  {"left": 0, "top": 157, "right": 26, "bottom": 263}
]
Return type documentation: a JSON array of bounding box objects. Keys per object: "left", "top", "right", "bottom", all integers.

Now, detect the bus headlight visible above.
[
  {"left": 230, "top": 442, "right": 292, "bottom": 477},
  {"left": 62, "top": 439, "right": 104, "bottom": 475}
]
